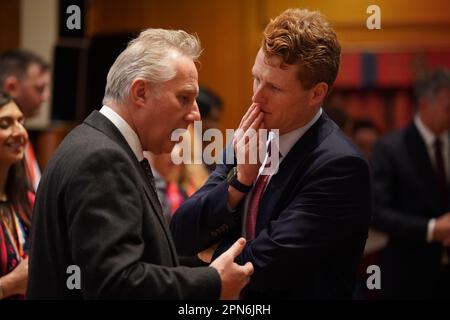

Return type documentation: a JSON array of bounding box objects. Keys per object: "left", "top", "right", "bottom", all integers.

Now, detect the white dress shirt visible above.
[
  {"left": 415, "top": 114, "right": 450, "bottom": 181},
  {"left": 99, "top": 105, "right": 144, "bottom": 161}
]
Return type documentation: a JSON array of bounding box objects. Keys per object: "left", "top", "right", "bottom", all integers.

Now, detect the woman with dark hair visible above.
[{"left": 0, "top": 91, "right": 33, "bottom": 299}]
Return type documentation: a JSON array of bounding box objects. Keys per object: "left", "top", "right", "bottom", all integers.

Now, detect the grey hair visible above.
[
  {"left": 103, "top": 28, "right": 201, "bottom": 104},
  {"left": 414, "top": 68, "right": 450, "bottom": 103}
]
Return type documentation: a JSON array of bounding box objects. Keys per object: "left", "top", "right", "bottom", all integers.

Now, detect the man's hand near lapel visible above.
[{"left": 209, "top": 238, "right": 254, "bottom": 299}]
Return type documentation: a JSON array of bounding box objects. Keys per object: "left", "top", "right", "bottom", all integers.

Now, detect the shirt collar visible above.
[
  {"left": 99, "top": 105, "right": 144, "bottom": 161},
  {"left": 275, "top": 107, "right": 323, "bottom": 158},
  {"left": 415, "top": 113, "right": 449, "bottom": 147}
]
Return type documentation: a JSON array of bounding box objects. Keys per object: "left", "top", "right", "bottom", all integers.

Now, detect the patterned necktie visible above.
[
  {"left": 434, "top": 138, "right": 448, "bottom": 205},
  {"left": 140, "top": 158, "right": 156, "bottom": 191},
  {"left": 245, "top": 142, "right": 276, "bottom": 240},
  {"left": 245, "top": 174, "right": 270, "bottom": 240},
  {"left": 140, "top": 158, "right": 165, "bottom": 215}
]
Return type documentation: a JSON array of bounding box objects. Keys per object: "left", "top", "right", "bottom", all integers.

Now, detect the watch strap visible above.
[{"left": 227, "top": 167, "right": 252, "bottom": 193}]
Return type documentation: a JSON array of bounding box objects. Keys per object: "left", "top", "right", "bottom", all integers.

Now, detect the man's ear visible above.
[
  {"left": 129, "top": 79, "right": 149, "bottom": 107},
  {"left": 3, "top": 76, "right": 19, "bottom": 96},
  {"left": 310, "top": 82, "right": 328, "bottom": 105}
]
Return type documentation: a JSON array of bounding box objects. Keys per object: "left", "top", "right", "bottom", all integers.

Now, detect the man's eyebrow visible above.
[
  {"left": 179, "top": 87, "right": 198, "bottom": 95},
  {"left": 252, "top": 73, "right": 280, "bottom": 88},
  {"left": 267, "top": 80, "right": 281, "bottom": 87}
]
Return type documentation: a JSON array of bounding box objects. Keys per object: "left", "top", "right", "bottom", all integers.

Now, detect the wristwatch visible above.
[{"left": 226, "top": 167, "right": 252, "bottom": 193}]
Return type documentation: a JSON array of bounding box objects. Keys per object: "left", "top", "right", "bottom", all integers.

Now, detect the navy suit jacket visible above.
[
  {"left": 27, "top": 111, "right": 220, "bottom": 299},
  {"left": 371, "top": 122, "right": 450, "bottom": 299},
  {"left": 171, "top": 113, "right": 371, "bottom": 299}
]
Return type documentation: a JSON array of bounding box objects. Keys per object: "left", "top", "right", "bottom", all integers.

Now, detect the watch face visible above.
[{"left": 226, "top": 167, "right": 237, "bottom": 183}]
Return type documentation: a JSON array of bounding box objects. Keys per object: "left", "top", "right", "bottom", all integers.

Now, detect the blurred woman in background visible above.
[{"left": 0, "top": 92, "right": 33, "bottom": 299}]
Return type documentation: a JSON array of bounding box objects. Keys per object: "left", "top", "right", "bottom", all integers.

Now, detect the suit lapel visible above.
[
  {"left": 256, "top": 114, "right": 337, "bottom": 233},
  {"left": 84, "top": 111, "right": 179, "bottom": 264},
  {"left": 405, "top": 123, "right": 443, "bottom": 213},
  {"left": 141, "top": 184, "right": 179, "bottom": 265}
]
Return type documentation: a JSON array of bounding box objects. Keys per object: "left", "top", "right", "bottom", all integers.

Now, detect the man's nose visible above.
[
  {"left": 252, "top": 86, "right": 266, "bottom": 105},
  {"left": 192, "top": 101, "right": 201, "bottom": 122},
  {"left": 185, "top": 101, "right": 201, "bottom": 124}
]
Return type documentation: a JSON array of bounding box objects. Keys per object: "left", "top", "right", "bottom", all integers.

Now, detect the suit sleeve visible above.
[
  {"left": 65, "top": 149, "right": 220, "bottom": 299},
  {"left": 173, "top": 155, "right": 371, "bottom": 292},
  {"left": 229, "top": 156, "right": 371, "bottom": 291},
  {"left": 371, "top": 140, "right": 429, "bottom": 242},
  {"left": 170, "top": 148, "right": 242, "bottom": 256}
]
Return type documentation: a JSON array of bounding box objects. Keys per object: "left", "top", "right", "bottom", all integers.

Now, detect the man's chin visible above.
[
  {"left": 263, "top": 120, "right": 277, "bottom": 130},
  {"left": 162, "top": 142, "right": 176, "bottom": 154}
]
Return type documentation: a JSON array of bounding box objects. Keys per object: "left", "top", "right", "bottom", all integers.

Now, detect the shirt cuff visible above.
[{"left": 427, "top": 218, "right": 436, "bottom": 243}]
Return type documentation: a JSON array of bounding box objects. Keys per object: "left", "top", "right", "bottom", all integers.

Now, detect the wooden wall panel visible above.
[
  {"left": 265, "top": 0, "right": 450, "bottom": 25},
  {"left": 0, "top": 0, "right": 20, "bottom": 52},
  {"left": 84, "top": 0, "right": 450, "bottom": 132},
  {"left": 263, "top": 0, "right": 450, "bottom": 50},
  {"left": 86, "top": 0, "right": 262, "bottom": 132}
]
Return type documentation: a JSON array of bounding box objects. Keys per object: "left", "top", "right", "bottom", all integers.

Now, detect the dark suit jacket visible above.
[
  {"left": 171, "top": 113, "right": 371, "bottom": 299},
  {"left": 27, "top": 111, "right": 220, "bottom": 299},
  {"left": 371, "top": 122, "right": 450, "bottom": 299}
]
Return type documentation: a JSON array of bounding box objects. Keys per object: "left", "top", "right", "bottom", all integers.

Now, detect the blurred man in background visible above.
[
  {"left": 0, "top": 49, "right": 51, "bottom": 190},
  {"left": 196, "top": 85, "right": 223, "bottom": 172},
  {"left": 372, "top": 69, "right": 450, "bottom": 299},
  {"left": 352, "top": 120, "right": 380, "bottom": 160}
]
